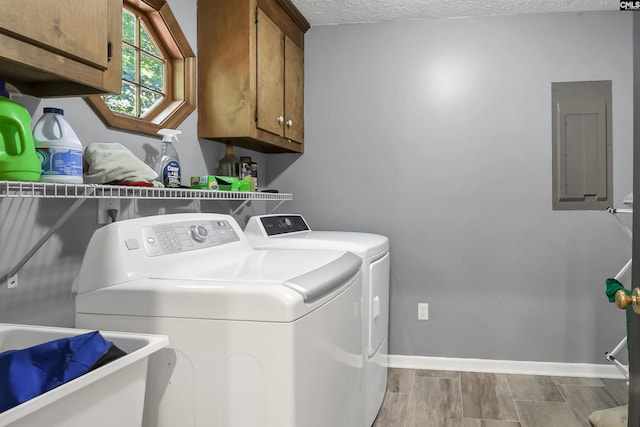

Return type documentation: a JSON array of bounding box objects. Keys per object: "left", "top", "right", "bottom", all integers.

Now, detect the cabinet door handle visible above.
[
  {"left": 277, "top": 116, "right": 284, "bottom": 125},
  {"left": 286, "top": 119, "right": 293, "bottom": 128}
]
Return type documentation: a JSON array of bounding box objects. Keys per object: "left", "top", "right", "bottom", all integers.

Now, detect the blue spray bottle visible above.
[{"left": 156, "top": 128, "right": 182, "bottom": 187}]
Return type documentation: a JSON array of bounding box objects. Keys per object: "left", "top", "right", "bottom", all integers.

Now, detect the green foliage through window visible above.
[{"left": 104, "top": 7, "right": 165, "bottom": 118}]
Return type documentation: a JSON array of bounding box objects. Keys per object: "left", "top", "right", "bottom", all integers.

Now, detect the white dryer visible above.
[
  {"left": 244, "top": 214, "right": 390, "bottom": 427},
  {"left": 73, "top": 213, "right": 363, "bottom": 427}
]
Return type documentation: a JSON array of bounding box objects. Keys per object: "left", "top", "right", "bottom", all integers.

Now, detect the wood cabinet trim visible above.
[{"left": 275, "top": 0, "right": 310, "bottom": 32}]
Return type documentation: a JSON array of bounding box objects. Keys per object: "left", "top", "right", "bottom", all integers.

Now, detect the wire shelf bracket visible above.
[{"left": 3, "top": 193, "right": 91, "bottom": 289}]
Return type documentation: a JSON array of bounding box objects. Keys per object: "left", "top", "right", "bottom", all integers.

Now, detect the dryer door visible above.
[{"left": 368, "top": 252, "right": 390, "bottom": 357}]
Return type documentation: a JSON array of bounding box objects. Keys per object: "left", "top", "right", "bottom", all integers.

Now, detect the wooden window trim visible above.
[{"left": 85, "top": 0, "right": 195, "bottom": 136}]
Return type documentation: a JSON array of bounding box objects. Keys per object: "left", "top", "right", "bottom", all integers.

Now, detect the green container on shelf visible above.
[
  {"left": 214, "top": 176, "right": 251, "bottom": 192},
  {"left": 0, "top": 79, "right": 41, "bottom": 182}
]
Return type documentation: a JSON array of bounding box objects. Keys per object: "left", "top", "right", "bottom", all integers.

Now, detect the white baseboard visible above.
[{"left": 388, "top": 354, "right": 627, "bottom": 379}]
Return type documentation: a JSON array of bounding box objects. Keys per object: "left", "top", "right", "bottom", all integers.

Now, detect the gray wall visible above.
[
  {"left": 0, "top": 6, "right": 634, "bottom": 365},
  {"left": 269, "top": 11, "right": 634, "bottom": 364}
]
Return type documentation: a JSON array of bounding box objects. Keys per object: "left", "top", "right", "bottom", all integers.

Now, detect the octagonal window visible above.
[{"left": 85, "top": 0, "right": 195, "bottom": 136}]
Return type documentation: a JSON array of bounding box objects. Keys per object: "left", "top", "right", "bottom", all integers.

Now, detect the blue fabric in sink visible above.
[{"left": 0, "top": 330, "right": 124, "bottom": 413}]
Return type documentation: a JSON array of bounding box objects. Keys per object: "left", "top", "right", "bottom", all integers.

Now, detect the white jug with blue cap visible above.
[{"left": 33, "top": 107, "right": 83, "bottom": 184}]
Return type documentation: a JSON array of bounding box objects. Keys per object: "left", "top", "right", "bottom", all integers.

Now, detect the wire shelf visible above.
[
  {"left": 1, "top": 180, "right": 291, "bottom": 288},
  {"left": 0, "top": 181, "right": 292, "bottom": 201}
]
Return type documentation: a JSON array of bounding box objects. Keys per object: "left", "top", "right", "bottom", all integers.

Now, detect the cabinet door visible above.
[
  {"left": 0, "top": 0, "right": 108, "bottom": 70},
  {"left": 284, "top": 36, "right": 304, "bottom": 144},
  {"left": 256, "top": 8, "right": 285, "bottom": 137},
  {"left": 103, "top": 0, "right": 122, "bottom": 94}
]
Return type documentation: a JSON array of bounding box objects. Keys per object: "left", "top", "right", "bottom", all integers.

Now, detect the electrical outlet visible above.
[
  {"left": 97, "top": 198, "right": 121, "bottom": 224},
  {"left": 418, "top": 303, "right": 429, "bottom": 320}
]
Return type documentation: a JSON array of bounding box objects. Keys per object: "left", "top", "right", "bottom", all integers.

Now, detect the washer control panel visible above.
[{"left": 141, "top": 219, "right": 239, "bottom": 256}]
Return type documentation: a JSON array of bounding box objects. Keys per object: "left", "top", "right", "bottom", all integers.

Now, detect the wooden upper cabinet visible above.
[
  {"left": 198, "top": 0, "right": 309, "bottom": 153},
  {"left": 0, "top": 0, "right": 122, "bottom": 97}
]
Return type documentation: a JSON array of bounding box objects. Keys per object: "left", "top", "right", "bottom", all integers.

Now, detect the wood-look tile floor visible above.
[{"left": 373, "top": 369, "right": 628, "bottom": 427}]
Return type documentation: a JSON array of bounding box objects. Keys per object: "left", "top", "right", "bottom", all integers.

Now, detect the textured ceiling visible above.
[{"left": 290, "top": 0, "right": 620, "bottom": 26}]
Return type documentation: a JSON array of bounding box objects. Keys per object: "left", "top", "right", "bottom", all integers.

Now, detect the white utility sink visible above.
[{"left": 0, "top": 323, "right": 168, "bottom": 427}]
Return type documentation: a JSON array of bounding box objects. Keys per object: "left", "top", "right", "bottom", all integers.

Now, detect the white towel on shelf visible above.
[{"left": 83, "top": 142, "right": 161, "bottom": 185}]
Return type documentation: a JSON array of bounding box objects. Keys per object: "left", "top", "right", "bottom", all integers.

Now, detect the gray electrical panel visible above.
[{"left": 551, "top": 80, "right": 612, "bottom": 210}]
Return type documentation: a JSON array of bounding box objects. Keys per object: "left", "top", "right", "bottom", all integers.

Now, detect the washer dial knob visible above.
[{"left": 189, "top": 225, "right": 208, "bottom": 242}]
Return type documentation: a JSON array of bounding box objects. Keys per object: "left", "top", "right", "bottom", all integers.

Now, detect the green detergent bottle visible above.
[{"left": 0, "top": 79, "right": 41, "bottom": 181}]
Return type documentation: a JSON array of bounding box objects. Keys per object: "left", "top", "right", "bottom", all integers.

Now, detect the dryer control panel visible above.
[
  {"left": 258, "top": 215, "right": 310, "bottom": 236},
  {"left": 141, "top": 219, "right": 239, "bottom": 257}
]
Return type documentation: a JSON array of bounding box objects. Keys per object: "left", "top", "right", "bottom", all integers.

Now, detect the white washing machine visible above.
[
  {"left": 244, "top": 214, "right": 390, "bottom": 427},
  {"left": 73, "top": 213, "right": 363, "bottom": 427}
]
